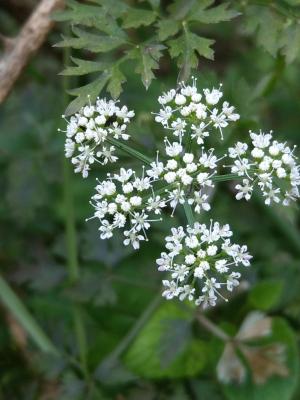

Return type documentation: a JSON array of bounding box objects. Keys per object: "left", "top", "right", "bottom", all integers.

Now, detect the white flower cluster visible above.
[
  {"left": 60, "top": 98, "right": 134, "bottom": 177},
  {"left": 227, "top": 130, "right": 300, "bottom": 206},
  {"left": 157, "top": 221, "right": 252, "bottom": 308},
  {"left": 154, "top": 77, "right": 240, "bottom": 142},
  {"left": 162, "top": 140, "right": 221, "bottom": 214},
  {"left": 88, "top": 165, "right": 167, "bottom": 250},
  {"left": 61, "top": 80, "right": 299, "bottom": 308}
]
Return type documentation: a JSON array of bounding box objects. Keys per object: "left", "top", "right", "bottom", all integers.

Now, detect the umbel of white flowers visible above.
[
  {"left": 59, "top": 97, "right": 134, "bottom": 178},
  {"left": 157, "top": 221, "right": 251, "bottom": 308},
  {"left": 61, "top": 78, "right": 300, "bottom": 307}
]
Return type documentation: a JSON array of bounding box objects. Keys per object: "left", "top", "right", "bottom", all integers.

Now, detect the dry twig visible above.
[{"left": 0, "top": 0, "right": 64, "bottom": 103}]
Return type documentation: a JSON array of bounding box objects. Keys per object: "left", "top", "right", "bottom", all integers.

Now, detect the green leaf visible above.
[
  {"left": 167, "top": 0, "right": 211, "bottom": 21},
  {"left": 90, "top": 0, "right": 129, "bottom": 18},
  {"left": 60, "top": 57, "right": 109, "bottom": 76},
  {"left": 188, "top": 2, "right": 240, "bottom": 24},
  {"left": 128, "top": 44, "right": 165, "bottom": 89},
  {"left": 280, "top": 23, "right": 300, "bottom": 63},
  {"left": 52, "top": 0, "right": 102, "bottom": 23},
  {"left": 107, "top": 65, "right": 126, "bottom": 99},
  {"left": 243, "top": 7, "right": 284, "bottom": 57},
  {"left": 65, "top": 73, "right": 110, "bottom": 116},
  {"left": 168, "top": 29, "right": 214, "bottom": 80},
  {"left": 168, "top": 31, "right": 214, "bottom": 62},
  {"left": 159, "top": 318, "right": 192, "bottom": 368},
  {"left": 124, "top": 302, "right": 206, "bottom": 378},
  {"left": 53, "top": 0, "right": 126, "bottom": 37},
  {"left": 0, "top": 275, "right": 59, "bottom": 355},
  {"left": 156, "top": 19, "right": 180, "bottom": 41},
  {"left": 55, "top": 27, "right": 125, "bottom": 52},
  {"left": 222, "top": 318, "right": 299, "bottom": 400},
  {"left": 122, "top": 8, "right": 157, "bottom": 29},
  {"left": 248, "top": 280, "right": 283, "bottom": 311}
]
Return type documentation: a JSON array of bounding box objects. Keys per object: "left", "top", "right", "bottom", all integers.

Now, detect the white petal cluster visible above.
[
  {"left": 89, "top": 166, "right": 165, "bottom": 249},
  {"left": 61, "top": 98, "right": 134, "bottom": 177},
  {"left": 154, "top": 77, "right": 240, "bottom": 142},
  {"left": 157, "top": 221, "right": 252, "bottom": 308},
  {"left": 227, "top": 130, "right": 300, "bottom": 206},
  {"left": 162, "top": 139, "right": 220, "bottom": 214}
]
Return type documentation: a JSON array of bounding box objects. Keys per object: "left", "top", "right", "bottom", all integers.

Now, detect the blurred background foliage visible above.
[{"left": 1, "top": 0, "right": 300, "bottom": 399}]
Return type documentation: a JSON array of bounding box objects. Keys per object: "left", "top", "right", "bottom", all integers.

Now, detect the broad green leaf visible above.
[
  {"left": 128, "top": 44, "right": 165, "bottom": 89},
  {"left": 159, "top": 318, "right": 192, "bottom": 368},
  {"left": 124, "top": 302, "right": 207, "bottom": 378},
  {"left": 60, "top": 57, "right": 109, "bottom": 76},
  {"left": 188, "top": 2, "right": 240, "bottom": 24},
  {"left": 122, "top": 8, "right": 157, "bottom": 29},
  {"left": 106, "top": 66, "right": 126, "bottom": 99},
  {"left": 248, "top": 280, "right": 283, "bottom": 311},
  {"left": 65, "top": 73, "right": 110, "bottom": 116},
  {"left": 156, "top": 19, "right": 181, "bottom": 41},
  {"left": 222, "top": 318, "right": 299, "bottom": 400},
  {"left": 55, "top": 27, "right": 125, "bottom": 52}
]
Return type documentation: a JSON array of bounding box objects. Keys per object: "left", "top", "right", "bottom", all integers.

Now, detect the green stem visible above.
[
  {"left": 183, "top": 201, "right": 195, "bottom": 226},
  {"left": 63, "top": 160, "right": 80, "bottom": 283},
  {"left": 0, "top": 275, "right": 59, "bottom": 355},
  {"left": 107, "top": 137, "right": 152, "bottom": 166},
  {"left": 63, "top": 25, "right": 89, "bottom": 380},
  {"left": 72, "top": 306, "right": 89, "bottom": 380}
]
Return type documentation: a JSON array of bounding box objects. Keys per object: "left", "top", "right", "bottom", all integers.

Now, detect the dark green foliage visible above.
[
  {"left": 2, "top": 1, "right": 300, "bottom": 399},
  {"left": 54, "top": 0, "right": 239, "bottom": 114}
]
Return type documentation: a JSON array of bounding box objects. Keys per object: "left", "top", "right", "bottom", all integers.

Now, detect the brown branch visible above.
[{"left": 0, "top": 0, "right": 64, "bottom": 103}]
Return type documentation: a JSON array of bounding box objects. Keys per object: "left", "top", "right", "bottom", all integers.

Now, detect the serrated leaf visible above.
[
  {"left": 55, "top": 27, "right": 125, "bottom": 53},
  {"left": 168, "top": 30, "right": 214, "bottom": 80},
  {"left": 128, "top": 44, "right": 165, "bottom": 89},
  {"left": 65, "top": 73, "right": 110, "bottom": 116},
  {"left": 122, "top": 7, "right": 157, "bottom": 28},
  {"left": 89, "top": 0, "right": 129, "bottom": 18},
  {"left": 123, "top": 302, "right": 206, "bottom": 378},
  {"left": 156, "top": 19, "right": 180, "bottom": 41},
  {"left": 52, "top": 1, "right": 104, "bottom": 23},
  {"left": 167, "top": 0, "right": 212, "bottom": 20},
  {"left": 188, "top": 2, "right": 240, "bottom": 24},
  {"left": 60, "top": 57, "right": 109, "bottom": 76},
  {"left": 168, "top": 31, "right": 214, "bottom": 61},
  {"left": 107, "top": 66, "right": 126, "bottom": 99},
  {"left": 53, "top": 0, "right": 126, "bottom": 37}
]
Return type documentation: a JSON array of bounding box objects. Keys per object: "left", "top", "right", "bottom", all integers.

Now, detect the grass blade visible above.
[{"left": 0, "top": 274, "right": 59, "bottom": 355}]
